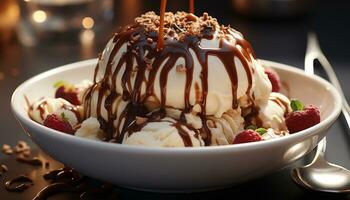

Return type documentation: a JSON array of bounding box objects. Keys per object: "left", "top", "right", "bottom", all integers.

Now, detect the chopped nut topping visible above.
[
  {"left": 131, "top": 34, "right": 141, "bottom": 41},
  {"left": 176, "top": 64, "right": 187, "bottom": 72},
  {"left": 207, "top": 120, "right": 216, "bottom": 128},
  {"left": 202, "top": 12, "right": 209, "bottom": 21},
  {"left": 185, "top": 13, "right": 197, "bottom": 22},
  {"left": 2, "top": 144, "right": 13, "bottom": 155},
  {"left": 192, "top": 104, "right": 202, "bottom": 113},
  {"left": 14, "top": 141, "right": 30, "bottom": 154},
  {"left": 147, "top": 38, "right": 153, "bottom": 43},
  {"left": 134, "top": 11, "right": 239, "bottom": 41},
  {"left": 135, "top": 116, "right": 147, "bottom": 125}
]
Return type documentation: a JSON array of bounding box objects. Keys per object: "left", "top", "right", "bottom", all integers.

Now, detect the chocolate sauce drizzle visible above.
[
  {"left": 84, "top": 11, "right": 256, "bottom": 146},
  {"left": 157, "top": 0, "right": 167, "bottom": 50},
  {"left": 189, "top": 0, "right": 194, "bottom": 13},
  {"left": 270, "top": 95, "right": 290, "bottom": 117}
]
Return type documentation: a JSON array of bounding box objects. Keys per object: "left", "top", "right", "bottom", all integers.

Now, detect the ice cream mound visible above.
[{"left": 28, "top": 12, "right": 320, "bottom": 147}]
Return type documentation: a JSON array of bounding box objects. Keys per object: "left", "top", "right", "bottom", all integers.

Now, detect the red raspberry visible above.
[
  {"left": 265, "top": 68, "right": 281, "bottom": 92},
  {"left": 233, "top": 130, "right": 262, "bottom": 144},
  {"left": 285, "top": 105, "right": 321, "bottom": 133},
  {"left": 43, "top": 114, "right": 75, "bottom": 134},
  {"left": 55, "top": 86, "right": 80, "bottom": 105}
]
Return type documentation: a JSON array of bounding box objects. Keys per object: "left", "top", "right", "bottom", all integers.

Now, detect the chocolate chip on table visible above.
[
  {"left": 1, "top": 164, "right": 8, "bottom": 172},
  {"left": 16, "top": 155, "right": 43, "bottom": 166},
  {"left": 5, "top": 175, "right": 34, "bottom": 192},
  {"left": 2, "top": 141, "right": 117, "bottom": 198}
]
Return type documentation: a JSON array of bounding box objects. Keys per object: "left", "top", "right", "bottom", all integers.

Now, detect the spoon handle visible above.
[
  {"left": 313, "top": 137, "right": 326, "bottom": 160},
  {"left": 306, "top": 32, "right": 350, "bottom": 130}
]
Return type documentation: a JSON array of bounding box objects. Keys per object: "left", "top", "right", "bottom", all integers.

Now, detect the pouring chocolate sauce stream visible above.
[{"left": 189, "top": 0, "right": 194, "bottom": 13}]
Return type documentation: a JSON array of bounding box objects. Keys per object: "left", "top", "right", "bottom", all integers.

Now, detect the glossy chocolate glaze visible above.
[
  {"left": 16, "top": 155, "right": 43, "bottom": 166},
  {"left": 5, "top": 175, "right": 33, "bottom": 192},
  {"left": 33, "top": 168, "right": 81, "bottom": 200},
  {"left": 34, "top": 167, "right": 114, "bottom": 200},
  {"left": 83, "top": 9, "right": 256, "bottom": 146},
  {"left": 33, "top": 183, "right": 76, "bottom": 200},
  {"left": 43, "top": 167, "right": 82, "bottom": 184}
]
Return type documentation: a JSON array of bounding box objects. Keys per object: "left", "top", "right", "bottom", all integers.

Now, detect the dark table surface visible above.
[{"left": 1, "top": 0, "right": 350, "bottom": 199}]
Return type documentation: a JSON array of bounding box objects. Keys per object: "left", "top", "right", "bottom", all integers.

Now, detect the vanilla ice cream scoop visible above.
[
  {"left": 83, "top": 11, "right": 273, "bottom": 146},
  {"left": 29, "top": 97, "right": 82, "bottom": 126},
  {"left": 207, "top": 108, "right": 245, "bottom": 145},
  {"left": 258, "top": 92, "right": 291, "bottom": 131},
  {"left": 75, "top": 117, "right": 103, "bottom": 140},
  {"left": 123, "top": 117, "right": 204, "bottom": 147}
]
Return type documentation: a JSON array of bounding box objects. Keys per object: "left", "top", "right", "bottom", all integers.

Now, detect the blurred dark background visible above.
[{"left": 0, "top": 0, "right": 350, "bottom": 199}]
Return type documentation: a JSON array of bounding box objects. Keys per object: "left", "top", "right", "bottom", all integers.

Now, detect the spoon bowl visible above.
[{"left": 291, "top": 139, "right": 350, "bottom": 193}]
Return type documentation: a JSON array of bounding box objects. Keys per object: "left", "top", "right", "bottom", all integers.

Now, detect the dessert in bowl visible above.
[
  {"left": 27, "top": 11, "right": 301, "bottom": 146},
  {"left": 11, "top": 10, "right": 341, "bottom": 192}
]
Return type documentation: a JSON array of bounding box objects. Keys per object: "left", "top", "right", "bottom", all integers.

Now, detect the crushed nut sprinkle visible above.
[
  {"left": 176, "top": 64, "right": 187, "bottom": 72},
  {"left": 2, "top": 144, "right": 13, "bottom": 155},
  {"left": 147, "top": 38, "right": 153, "bottom": 43},
  {"left": 134, "top": 11, "right": 240, "bottom": 41},
  {"left": 135, "top": 116, "right": 147, "bottom": 125},
  {"left": 14, "top": 141, "right": 30, "bottom": 154}
]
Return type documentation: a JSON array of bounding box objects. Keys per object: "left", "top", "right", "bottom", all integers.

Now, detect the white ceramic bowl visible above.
[{"left": 11, "top": 59, "right": 341, "bottom": 192}]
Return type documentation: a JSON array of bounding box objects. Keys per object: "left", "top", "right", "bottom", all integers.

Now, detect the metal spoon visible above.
[{"left": 290, "top": 32, "right": 350, "bottom": 193}]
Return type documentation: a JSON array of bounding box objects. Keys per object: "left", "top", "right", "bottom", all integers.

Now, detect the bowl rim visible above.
[{"left": 11, "top": 58, "right": 342, "bottom": 154}]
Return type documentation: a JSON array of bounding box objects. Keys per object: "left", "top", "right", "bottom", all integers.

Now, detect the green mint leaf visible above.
[
  {"left": 60, "top": 112, "right": 68, "bottom": 122},
  {"left": 290, "top": 99, "right": 304, "bottom": 111},
  {"left": 54, "top": 81, "right": 66, "bottom": 88},
  {"left": 256, "top": 128, "right": 267, "bottom": 136},
  {"left": 245, "top": 125, "right": 257, "bottom": 130}
]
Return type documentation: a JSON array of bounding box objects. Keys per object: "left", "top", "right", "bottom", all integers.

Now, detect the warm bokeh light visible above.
[
  {"left": 10, "top": 67, "right": 19, "bottom": 77},
  {"left": 0, "top": 0, "right": 20, "bottom": 29},
  {"left": 80, "top": 29, "right": 95, "bottom": 59},
  {"left": 80, "top": 29, "right": 95, "bottom": 43},
  {"left": 82, "top": 17, "right": 94, "bottom": 29},
  {"left": 0, "top": 72, "right": 4, "bottom": 81},
  {"left": 32, "top": 10, "right": 47, "bottom": 23}
]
